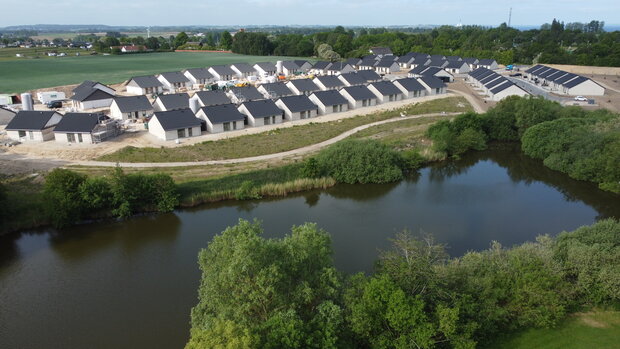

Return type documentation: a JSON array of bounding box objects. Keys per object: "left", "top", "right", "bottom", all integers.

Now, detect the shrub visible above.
[
  {"left": 79, "top": 177, "right": 112, "bottom": 211},
  {"left": 43, "top": 168, "right": 87, "bottom": 228},
  {"left": 235, "top": 181, "right": 261, "bottom": 200}
]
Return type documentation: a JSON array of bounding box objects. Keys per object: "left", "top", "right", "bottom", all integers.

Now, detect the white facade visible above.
[
  {"left": 147, "top": 116, "right": 201, "bottom": 141},
  {"left": 54, "top": 132, "right": 94, "bottom": 144},
  {"left": 490, "top": 85, "right": 530, "bottom": 101},
  {"left": 157, "top": 75, "right": 191, "bottom": 92},
  {"left": 237, "top": 104, "right": 283, "bottom": 128},
  {"left": 274, "top": 99, "right": 317, "bottom": 121},
  {"left": 367, "top": 85, "right": 404, "bottom": 104},
  {"left": 253, "top": 64, "right": 276, "bottom": 77},
  {"left": 338, "top": 89, "right": 377, "bottom": 109},
  {"left": 375, "top": 62, "right": 401, "bottom": 74},
  {"left": 6, "top": 112, "right": 61, "bottom": 142},
  {"left": 37, "top": 91, "right": 65, "bottom": 104},
  {"left": 195, "top": 109, "right": 245, "bottom": 133},
  {"left": 72, "top": 98, "right": 113, "bottom": 111},
  {"left": 307, "top": 94, "right": 349, "bottom": 115},
  {"left": 125, "top": 80, "right": 163, "bottom": 96},
  {"left": 109, "top": 100, "right": 153, "bottom": 121},
  {"left": 393, "top": 81, "right": 427, "bottom": 99},
  {"left": 562, "top": 79, "right": 605, "bottom": 96},
  {"left": 183, "top": 71, "right": 214, "bottom": 86}
]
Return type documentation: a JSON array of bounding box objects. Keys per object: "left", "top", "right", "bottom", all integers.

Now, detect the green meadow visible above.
[{"left": 0, "top": 52, "right": 309, "bottom": 93}]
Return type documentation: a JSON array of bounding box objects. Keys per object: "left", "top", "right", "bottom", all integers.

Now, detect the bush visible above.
[
  {"left": 427, "top": 112, "right": 487, "bottom": 156},
  {"left": 400, "top": 150, "right": 426, "bottom": 171},
  {"left": 235, "top": 181, "right": 261, "bottom": 200},
  {"left": 110, "top": 167, "right": 179, "bottom": 217},
  {"left": 315, "top": 139, "right": 403, "bottom": 184},
  {"left": 43, "top": 168, "right": 87, "bottom": 228},
  {"left": 301, "top": 157, "right": 322, "bottom": 178},
  {"left": 79, "top": 177, "right": 112, "bottom": 211}
]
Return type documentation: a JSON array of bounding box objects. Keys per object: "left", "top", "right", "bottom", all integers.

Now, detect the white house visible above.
[
  {"left": 313, "top": 75, "right": 346, "bottom": 91},
  {"left": 195, "top": 104, "right": 245, "bottom": 133},
  {"left": 309, "top": 61, "right": 331, "bottom": 76},
  {"left": 367, "top": 81, "right": 405, "bottom": 103},
  {"left": 152, "top": 93, "right": 190, "bottom": 112},
  {"left": 208, "top": 65, "right": 236, "bottom": 81},
  {"left": 286, "top": 79, "right": 321, "bottom": 96},
  {"left": 281, "top": 61, "right": 301, "bottom": 76},
  {"left": 53, "top": 112, "right": 101, "bottom": 144},
  {"left": 183, "top": 68, "right": 215, "bottom": 87},
  {"left": 157, "top": 72, "right": 192, "bottom": 92},
  {"left": 396, "top": 54, "right": 416, "bottom": 69},
  {"left": 339, "top": 85, "right": 378, "bottom": 109},
  {"left": 110, "top": 96, "right": 153, "bottom": 121},
  {"left": 325, "top": 62, "right": 355, "bottom": 76},
  {"left": 374, "top": 59, "right": 401, "bottom": 74},
  {"left": 408, "top": 66, "right": 454, "bottom": 83},
  {"left": 70, "top": 81, "right": 115, "bottom": 111},
  {"left": 125, "top": 75, "right": 164, "bottom": 96},
  {"left": 5, "top": 110, "right": 62, "bottom": 142},
  {"left": 148, "top": 109, "right": 202, "bottom": 141},
  {"left": 444, "top": 60, "right": 471, "bottom": 75},
  {"left": 293, "top": 60, "right": 313, "bottom": 72},
  {"left": 357, "top": 59, "right": 377, "bottom": 71},
  {"left": 227, "top": 86, "right": 264, "bottom": 104},
  {"left": 463, "top": 58, "right": 480, "bottom": 70},
  {"left": 191, "top": 90, "right": 232, "bottom": 107},
  {"left": 369, "top": 47, "right": 393, "bottom": 57},
  {"left": 418, "top": 76, "right": 447, "bottom": 95},
  {"left": 393, "top": 78, "right": 427, "bottom": 99},
  {"left": 275, "top": 95, "right": 319, "bottom": 121},
  {"left": 488, "top": 82, "right": 530, "bottom": 101},
  {"left": 308, "top": 90, "right": 349, "bottom": 115},
  {"left": 257, "top": 82, "right": 294, "bottom": 99},
  {"left": 357, "top": 70, "right": 383, "bottom": 83},
  {"left": 338, "top": 72, "right": 366, "bottom": 86},
  {"left": 254, "top": 62, "right": 277, "bottom": 77},
  {"left": 238, "top": 99, "right": 283, "bottom": 127},
  {"left": 230, "top": 63, "right": 258, "bottom": 79},
  {"left": 559, "top": 76, "right": 605, "bottom": 96},
  {"left": 478, "top": 59, "right": 499, "bottom": 70}
]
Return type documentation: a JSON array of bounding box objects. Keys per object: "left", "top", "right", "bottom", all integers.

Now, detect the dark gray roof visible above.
[
  {"left": 485, "top": 77, "right": 508, "bottom": 89},
  {"left": 445, "top": 60, "right": 467, "bottom": 69},
  {"left": 184, "top": 68, "right": 213, "bottom": 80},
  {"left": 358, "top": 59, "right": 377, "bottom": 67},
  {"left": 345, "top": 58, "right": 361, "bottom": 66},
  {"left": 446, "top": 55, "right": 462, "bottom": 61},
  {"left": 231, "top": 63, "right": 256, "bottom": 73},
  {"left": 463, "top": 57, "right": 479, "bottom": 64},
  {"left": 152, "top": 109, "right": 201, "bottom": 130},
  {"left": 338, "top": 72, "right": 366, "bottom": 86},
  {"left": 430, "top": 54, "right": 446, "bottom": 60},
  {"left": 200, "top": 104, "right": 245, "bottom": 124},
  {"left": 293, "top": 60, "right": 310, "bottom": 68},
  {"left": 54, "top": 113, "right": 100, "bottom": 133},
  {"left": 563, "top": 76, "right": 588, "bottom": 88},
  {"left": 155, "top": 93, "right": 190, "bottom": 110},
  {"left": 315, "top": 75, "right": 345, "bottom": 89},
  {"left": 312, "top": 61, "right": 331, "bottom": 70},
  {"left": 427, "top": 58, "right": 448, "bottom": 67},
  {"left": 369, "top": 81, "right": 402, "bottom": 95},
  {"left": 277, "top": 95, "right": 318, "bottom": 113},
  {"left": 259, "top": 82, "right": 294, "bottom": 98},
  {"left": 6, "top": 111, "right": 58, "bottom": 131},
  {"left": 194, "top": 90, "right": 232, "bottom": 106},
  {"left": 72, "top": 80, "right": 99, "bottom": 93},
  {"left": 469, "top": 67, "right": 491, "bottom": 77},
  {"left": 71, "top": 88, "right": 114, "bottom": 102},
  {"left": 374, "top": 59, "right": 397, "bottom": 68},
  {"left": 419, "top": 76, "right": 446, "bottom": 89},
  {"left": 490, "top": 82, "right": 517, "bottom": 94},
  {"left": 393, "top": 78, "right": 426, "bottom": 91},
  {"left": 113, "top": 95, "right": 152, "bottom": 112},
  {"left": 478, "top": 59, "right": 497, "bottom": 66},
  {"left": 538, "top": 68, "right": 559, "bottom": 79},
  {"left": 282, "top": 61, "right": 300, "bottom": 70},
  {"left": 409, "top": 65, "right": 428, "bottom": 75},
  {"left": 254, "top": 62, "right": 276, "bottom": 71},
  {"left": 357, "top": 70, "right": 382, "bottom": 82},
  {"left": 396, "top": 54, "right": 415, "bottom": 64},
  {"left": 209, "top": 65, "right": 236, "bottom": 76},
  {"left": 287, "top": 79, "right": 320, "bottom": 93},
  {"left": 159, "top": 71, "right": 190, "bottom": 83},
  {"left": 128, "top": 75, "right": 163, "bottom": 88},
  {"left": 341, "top": 85, "right": 376, "bottom": 101},
  {"left": 326, "top": 62, "right": 350, "bottom": 71},
  {"left": 370, "top": 47, "right": 393, "bottom": 55},
  {"left": 240, "top": 99, "right": 282, "bottom": 118},
  {"left": 554, "top": 73, "right": 578, "bottom": 85},
  {"left": 362, "top": 54, "right": 379, "bottom": 60},
  {"left": 420, "top": 66, "right": 443, "bottom": 77},
  {"left": 311, "top": 90, "right": 348, "bottom": 106},
  {"left": 229, "top": 86, "right": 264, "bottom": 101},
  {"left": 525, "top": 65, "right": 545, "bottom": 74},
  {"left": 480, "top": 73, "right": 501, "bottom": 84}
]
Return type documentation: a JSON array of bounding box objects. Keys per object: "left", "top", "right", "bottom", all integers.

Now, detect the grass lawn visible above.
[
  {"left": 484, "top": 311, "right": 620, "bottom": 349},
  {"left": 0, "top": 51, "right": 310, "bottom": 93},
  {"left": 98, "top": 96, "right": 472, "bottom": 163}
]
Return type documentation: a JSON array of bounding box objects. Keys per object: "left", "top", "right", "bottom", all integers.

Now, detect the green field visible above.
[
  {"left": 484, "top": 311, "right": 620, "bottom": 349},
  {"left": 0, "top": 52, "right": 310, "bottom": 93}
]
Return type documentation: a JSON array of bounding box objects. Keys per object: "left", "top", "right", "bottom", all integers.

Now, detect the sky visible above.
[{"left": 2, "top": 0, "right": 619, "bottom": 27}]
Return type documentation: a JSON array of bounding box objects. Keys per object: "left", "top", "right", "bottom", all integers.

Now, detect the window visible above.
[
  {"left": 177, "top": 129, "right": 186, "bottom": 138},
  {"left": 223, "top": 122, "right": 231, "bottom": 131},
  {"left": 78, "top": 133, "right": 83, "bottom": 143},
  {"left": 272, "top": 116, "right": 276, "bottom": 124},
  {"left": 29, "top": 131, "right": 34, "bottom": 140},
  {"left": 389, "top": 95, "right": 394, "bottom": 102},
  {"left": 362, "top": 99, "right": 368, "bottom": 107},
  {"left": 333, "top": 105, "right": 338, "bottom": 113},
  {"left": 188, "top": 128, "right": 193, "bottom": 137},
  {"left": 436, "top": 88, "right": 441, "bottom": 94},
  {"left": 67, "top": 133, "right": 75, "bottom": 143},
  {"left": 233, "top": 121, "right": 237, "bottom": 130},
  {"left": 300, "top": 111, "right": 306, "bottom": 119},
  {"left": 18, "top": 130, "right": 26, "bottom": 138},
  {"left": 264, "top": 117, "right": 271, "bottom": 125}
]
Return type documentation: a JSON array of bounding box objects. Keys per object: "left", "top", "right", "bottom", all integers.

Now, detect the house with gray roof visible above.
[
  {"left": 275, "top": 95, "right": 319, "bottom": 121},
  {"left": 339, "top": 85, "right": 378, "bottom": 109},
  {"left": 357, "top": 59, "right": 377, "bottom": 71},
  {"left": 418, "top": 76, "right": 447, "bottom": 95},
  {"left": 183, "top": 68, "right": 215, "bottom": 86},
  {"left": 70, "top": 80, "right": 115, "bottom": 110},
  {"left": 238, "top": 99, "right": 283, "bottom": 127},
  {"left": 308, "top": 90, "right": 349, "bottom": 115},
  {"left": 338, "top": 72, "right": 366, "bottom": 86},
  {"left": 286, "top": 79, "right": 321, "bottom": 96},
  {"left": 157, "top": 72, "right": 191, "bottom": 92},
  {"left": 357, "top": 70, "right": 383, "bottom": 83},
  {"left": 367, "top": 81, "right": 404, "bottom": 103},
  {"left": 462, "top": 58, "right": 480, "bottom": 70},
  {"left": 313, "top": 75, "right": 346, "bottom": 91},
  {"left": 53, "top": 113, "right": 104, "bottom": 144},
  {"left": 325, "top": 62, "right": 355, "bottom": 75},
  {"left": 257, "top": 82, "right": 294, "bottom": 99},
  {"left": 253, "top": 62, "right": 277, "bottom": 77},
  {"left": 309, "top": 61, "right": 332, "bottom": 76},
  {"left": 191, "top": 90, "right": 232, "bottom": 107},
  {"left": 110, "top": 95, "right": 153, "bottom": 121},
  {"left": 477, "top": 59, "right": 499, "bottom": 70},
  {"left": 369, "top": 47, "right": 393, "bottom": 57},
  {"left": 148, "top": 109, "right": 202, "bottom": 141},
  {"left": 230, "top": 63, "right": 258, "bottom": 79},
  {"left": 392, "top": 78, "right": 427, "bottom": 98},
  {"left": 208, "top": 65, "right": 236, "bottom": 81},
  {"left": 374, "top": 59, "right": 401, "bottom": 74},
  {"left": 125, "top": 75, "right": 164, "bottom": 95},
  {"left": 228, "top": 86, "right": 264, "bottom": 104},
  {"left": 281, "top": 61, "right": 301, "bottom": 76},
  {"left": 408, "top": 66, "right": 454, "bottom": 82},
  {"left": 6, "top": 110, "right": 62, "bottom": 142},
  {"left": 152, "top": 93, "right": 190, "bottom": 112},
  {"left": 345, "top": 58, "right": 362, "bottom": 68},
  {"left": 293, "top": 60, "right": 313, "bottom": 72},
  {"left": 444, "top": 60, "right": 471, "bottom": 74},
  {"left": 195, "top": 104, "right": 245, "bottom": 133},
  {"left": 396, "top": 54, "right": 416, "bottom": 69}
]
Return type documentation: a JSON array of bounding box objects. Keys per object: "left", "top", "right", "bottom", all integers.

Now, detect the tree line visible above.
[{"left": 186, "top": 218, "right": 620, "bottom": 348}]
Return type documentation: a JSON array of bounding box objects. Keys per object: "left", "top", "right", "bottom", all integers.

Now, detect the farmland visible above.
[{"left": 0, "top": 52, "right": 310, "bottom": 93}]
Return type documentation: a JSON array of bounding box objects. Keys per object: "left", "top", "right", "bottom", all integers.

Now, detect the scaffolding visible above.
[{"left": 92, "top": 119, "right": 123, "bottom": 143}]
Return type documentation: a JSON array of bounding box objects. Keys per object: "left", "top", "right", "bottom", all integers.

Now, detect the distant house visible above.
[
  {"left": 309, "top": 61, "right": 331, "bottom": 76},
  {"left": 463, "top": 58, "right": 480, "bottom": 70},
  {"left": 308, "top": 90, "right": 349, "bottom": 115},
  {"left": 275, "top": 95, "right": 318, "bottom": 121},
  {"left": 478, "top": 59, "right": 499, "bottom": 70},
  {"left": 392, "top": 78, "right": 427, "bottom": 98},
  {"left": 281, "top": 61, "right": 301, "bottom": 76},
  {"left": 369, "top": 47, "right": 393, "bottom": 57},
  {"left": 70, "top": 80, "right": 115, "bottom": 110},
  {"left": 254, "top": 62, "right": 277, "bottom": 77},
  {"left": 418, "top": 76, "right": 447, "bottom": 95},
  {"left": 196, "top": 104, "right": 245, "bottom": 133},
  {"left": 120, "top": 45, "right": 145, "bottom": 53},
  {"left": 488, "top": 82, "right": 529, "bottom": 101},
  {"left": 238, "top": 99, "right": 283, "bottom": 127},
  {"left": 374, "top": 59, "right": 401, "bottom": 74},
  {"left": 396, "top": 54, "right": 416, "bottom": 69},
  {"left": 325, "top": 62, "right": 355, "bottom": 76},
  {"left": 286, "top": 79, "right": 321, "bottom": 96},
  {"left": 125, "top": 75, "right": 164, "bottom": 96},
  {"left": 110, "top": 96, "right": 153, "bottom": 121},
  {"left": 444, "top": 60, "right": 471, "bottom": 74},
  {"left": 367, "top": 81, "right": 404, "bottom": 103},
  {"left": 0, "top": 106, "right": 16, "bottom": 125},
  {"left": 230, "top": 63, "right": 258, "bottom": 79},
  {"left": 53, "top": 113, "right": 102, "bottom": 144},
  {"left": 313, "top": 75, "right": 346, "bottom": 91},
  {"left": 408, "top": 66, "right": 454, "bottom": 83},
  {"left": 208, "top": 65, "right": 237, "bottom": 81},
  {"left": 339, "top": 85, "right": 378, "bottom": 109},
  {"left": 227, "top": 86, "right": 264, "bottom": 104},
  {"left": 446, "top": 55, "right": 462, "bottom": 62},
  {"left": 5, "top": 111, "right": 62, "bottom": 142},
  {"left": 152, "top": 93, "right": 190, "bottom": 112},
  {"left": 190, "top": 90, "right": 232, "bottom": 107},
  {"left": 357, "top": 58, "right": 377, "bottom": 71},
  {"left": 357, "top": 70, "right": 383, "bottom": 83},
  {"left": 157, "top": 72, "right": 192, "bottom": 92},
  {"left": 409, "top": 56, "right": 431, "bottom": 69},
  {"left": 345, "top": 58, "right": 362, "bottom": 69},
  {"left": 183, "top": 68, "right": 215, "bottom": 87},
  {"left": 257, "top": 82, "right": 294, "bottom": 99},
  {"left": 337, "top": 72, "right": 367, "bottom": 86},
  {"left": 293, "top": 60, "right": 313, "bottom": 72},
  {"left": 148, "top": 109, "right": 202, "bottom": 141}
]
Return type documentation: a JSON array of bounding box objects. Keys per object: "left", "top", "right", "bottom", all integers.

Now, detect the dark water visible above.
[{"left": 1, "top": 144, "right": 619, "bottom": 349}]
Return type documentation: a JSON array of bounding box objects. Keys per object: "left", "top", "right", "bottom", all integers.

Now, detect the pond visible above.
[{"left": 1, "top": 143, "right": 618, "bottom": 349}]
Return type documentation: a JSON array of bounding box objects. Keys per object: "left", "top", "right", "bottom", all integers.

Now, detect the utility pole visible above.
[{"left": 508, "top": 7, "right": 512, "bottom": 27}]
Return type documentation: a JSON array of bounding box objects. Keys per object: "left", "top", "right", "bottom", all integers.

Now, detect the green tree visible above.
[
  {"left": 220, "top": 31, "right": 233, "bottom": 49},
  {"left": 43, "top": 168, "right": 87, "bottom": 228},
  {"left": 173, "top": 31, "right": 189, "bottom": 49}
]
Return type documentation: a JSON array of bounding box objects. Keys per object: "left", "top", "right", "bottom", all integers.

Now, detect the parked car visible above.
[
  {"left": 47, "top": 100, "right": 62, "bottom": 108},
  {"left": 574, "top": 96, "right": 588, "bottom": 102}
]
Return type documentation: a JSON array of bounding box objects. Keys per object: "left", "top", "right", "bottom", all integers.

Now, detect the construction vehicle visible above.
[{"left": 506, "top": 64, "right": 514, "bottom": 71}]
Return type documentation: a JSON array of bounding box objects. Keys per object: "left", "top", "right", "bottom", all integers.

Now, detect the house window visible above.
[
  {"left": 389, "top": 95, "right": 394, "bottom": 102},
  {"left": 436, "top": 88, "right": 441, "bottom": 94},
  {"left": 29, "top": 131, "right": 34, "bottom": 140},
  {"left": 18, "top": 130, "right": 26, "bottom": 138},
  {"left": 332, "top": 105, "right": 338, "bottom": 113},
  {"left": 362, "top": 99, "right": 368, "bottom": 107},
  {"left": 223, "top": 122, "right": 231, "bottom": 131},
  {"left": 67, "top": 133, "right": 75, "bottom": 143},
  {"left": 264, "top": 116, "right": 271, "bottom": 125},
  {"left": 188, "top": 128, "right": 193, "bottom": 137},
  {"left": 78, "top": 133, "right": 83, "bottom": 143},
  {"left": 300, "top": 111, "right": 306, "bottom": 119},
  {"left": 233, "top": 121, "right": 237, "bottom": 130},
  {"left": 272, "top": 116, "right": 276, "bottom": 124},
  {"left": 177, "top": 129, "right": 186, "bottom": 138}
]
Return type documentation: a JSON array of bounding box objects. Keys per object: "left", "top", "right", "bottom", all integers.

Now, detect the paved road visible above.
[{"left": 507, "top": 77, "right": 572, "bottom": 103}]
